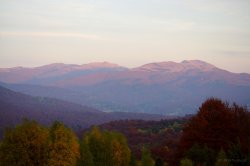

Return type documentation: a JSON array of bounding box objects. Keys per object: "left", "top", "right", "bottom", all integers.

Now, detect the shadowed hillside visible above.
[{"left": 0, "top": 86, "right": 165, "bottom": 138}]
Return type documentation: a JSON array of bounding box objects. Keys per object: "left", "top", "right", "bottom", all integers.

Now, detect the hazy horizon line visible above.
[{"left": 1, "top": 59, "right": 249, "bottom": 74}]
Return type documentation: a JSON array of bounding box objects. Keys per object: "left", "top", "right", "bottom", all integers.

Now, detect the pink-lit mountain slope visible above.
[
  {"left": 0, "top": 60, "right": 249, "bottom": 115},
  {"left": 0, "top": 62, "right": 127, "bottom": 84}
]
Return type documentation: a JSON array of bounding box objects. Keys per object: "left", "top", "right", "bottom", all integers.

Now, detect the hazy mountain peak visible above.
[
  {"left": 181, "top": 60, "right": 213, "bottom": 66},
  {"left": 79, "top": 62, "right": 123, "bottom": 69},
  {"left": 36, "top": 63, "right": 74, "bottom": 69},
  {"left": 181, "top": 60, "right": 216, "bottom": 71},
  {"left": 134, "top": 61, "right": 179, "bottom": 72},
  {"left": 0, "top": 66, "right": 23, "bottom": 72},
  {"left": 134, "top": 60, "right": 217, "bottom": 72},
  {"left": 43, "top": 63, "right": 66, "bottom": 66}
]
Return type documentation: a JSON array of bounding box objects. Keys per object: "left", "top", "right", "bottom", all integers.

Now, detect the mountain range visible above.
[{"left": 0, "top": 60, "right": 250, "bottom": 115}]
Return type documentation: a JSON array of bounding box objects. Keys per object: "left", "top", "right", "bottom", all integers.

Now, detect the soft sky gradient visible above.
[{"left": 0, "top": 0, "right": 250, "bottom": 73}]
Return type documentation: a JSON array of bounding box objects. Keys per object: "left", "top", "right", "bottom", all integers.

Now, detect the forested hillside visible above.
[{"left": 0, "top": 98, "right": 249, "bottom": 166}]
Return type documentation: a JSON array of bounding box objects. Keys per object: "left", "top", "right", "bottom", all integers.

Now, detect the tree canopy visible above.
[
  {"left": 80, "top": 126, "right": 131, "bottom": 166},
  {"left": 179, "top": 98, "right": 250, "bottom": 165},
  {"left": 48, "top": 121, "right": 80, "bottom": 166},
  {"left": 0, "top": 120, "right": 49, "bottom": 166}
]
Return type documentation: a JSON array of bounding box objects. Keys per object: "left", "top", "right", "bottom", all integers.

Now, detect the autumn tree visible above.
[
  {"left": 230, "top": 103, "right": 250, "bottom": 154},
  {"left": 215, "top": 149, "right": 229, "bottom": 166},
  {"left": 111, "top": 132, "right": 131, "bottom": 166},
  {"left": 228, "top": 140, "right": 246, "bottom": 166},
  {"left": 80, "top": 126, "right": 131, "bottom": 166},
  {"left": 141, "top": 147, "right": 154, "bottom": 166},
  {"left": 79, "top": 140, "right": 94, "bottom": 166},
  {"left": 130, "top": 155, "right": 137, "bottom": 166},
  {"left": 0, "top": 120, "right": 49, "bottom": 166},
  {"left": 180, "top": 158, "right": 193, "bottom": 166},
  {"left": 179, "top": 98, "right": 250, "bottom": 165},
  {"left": 85, "top": 126, "right": 111, "bottom": 166},
  {"left": 180, "top": 98, "right": 234, "bottom": 151},
  {"left": 185, "top": 144, "right": 216, "bottom": 166},
  {"left": 154, "top": 158, "right": 164, "bottom": 166},
  {"left": 48, "top": 121, "right": 80, "bottom": 166}
]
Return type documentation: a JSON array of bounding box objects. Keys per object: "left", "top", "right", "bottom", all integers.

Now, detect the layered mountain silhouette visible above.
[
  {"left": 0, "top": 85, "right": 164, "bottom": 137},
  {"left": 0, "top": 60, "right": 249, "bottom": 115}
]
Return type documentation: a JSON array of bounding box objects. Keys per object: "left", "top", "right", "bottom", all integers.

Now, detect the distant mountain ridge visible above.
[
  {"left": 134, "top": 60, "right": 216, "bottom": 72},
  {"left": 0, "top": 60, "right": 249, "bottom": 86},
  {"left": 0, "top": 85, "right": 165, "bottom": 137},
  {"left": 0, "top": 60, "right": 249, "bottom": 115},
  {"left": 0, "top": 62, "right": 127, "bottom": 84}
]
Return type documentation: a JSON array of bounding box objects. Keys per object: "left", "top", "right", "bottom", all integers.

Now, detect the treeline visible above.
[
  {"left": 97, "top": 99, "right": 250, "bottom": 166},
  {"left": 0, "top": 98, "right": 250, "bottom": 166},
  {"left": 0, "top": 120, "right": 79, "bottom": 166},
  {"left": 98, "top": 118, "right": 188, "bottom": 164},
  {"left": 0, "top": 120, "right": 155, "bottom": 166}
]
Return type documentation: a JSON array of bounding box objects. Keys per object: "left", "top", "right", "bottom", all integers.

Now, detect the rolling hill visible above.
[{"left": 0, "top": 86, "right": 164, "bottom": 137}]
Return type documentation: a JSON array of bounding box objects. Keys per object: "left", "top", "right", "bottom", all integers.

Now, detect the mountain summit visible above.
[
  {"left": 135, "top": 60, "right": 216, "bottom": 72},
  {"left": 0, "top": 60, "right": 249, "bottom": 115},
  {"left": 80, "top": 62, "right": 123, "bottom": 69},
  {"left": 181, "top": 60, "right": 216, "bottom": 71}
]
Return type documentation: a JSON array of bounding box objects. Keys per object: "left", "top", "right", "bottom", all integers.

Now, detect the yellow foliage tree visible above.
[
  {"left": 0, "top": 120, "right": 49, "bottom": 166},
  {"left": 48, "top": 121, "right": 80, "bottom": 166}
]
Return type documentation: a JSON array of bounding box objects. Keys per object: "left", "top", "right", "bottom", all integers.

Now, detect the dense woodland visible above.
[{"left": 0, "top": 98, "right": 250, "bottom": 166}]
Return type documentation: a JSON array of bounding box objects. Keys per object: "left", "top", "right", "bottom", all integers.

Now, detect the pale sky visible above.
[{"left": 0, "top": 0, "right": 250, "bottom": 73}]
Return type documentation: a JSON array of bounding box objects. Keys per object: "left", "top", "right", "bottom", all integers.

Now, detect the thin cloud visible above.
[
  {"left": 214, "top": 50, "right": 250, "bottom": 58},
  {"left": 151, "top": 19, "right": 196, "bottom": 31},
  {"left": 0, "top": 31, "right": 103, "bottom": 40}
]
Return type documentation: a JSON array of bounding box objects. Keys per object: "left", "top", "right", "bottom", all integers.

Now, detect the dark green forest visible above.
[{"left": 0, "top": 98, "right": 250, "bottom": 166}]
